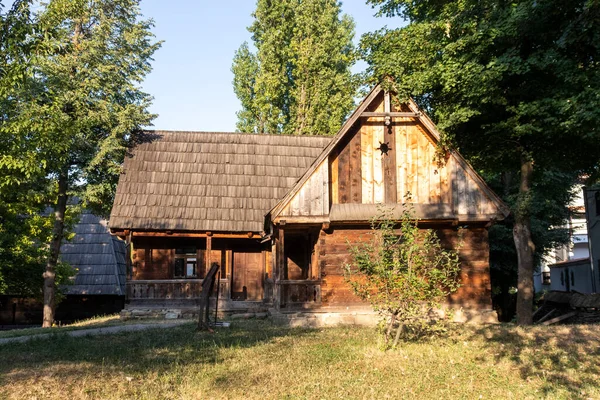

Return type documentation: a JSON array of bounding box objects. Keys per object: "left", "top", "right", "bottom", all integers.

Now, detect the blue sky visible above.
[{"left": 139, "top": 1, "right": 405, "bottom": 132}]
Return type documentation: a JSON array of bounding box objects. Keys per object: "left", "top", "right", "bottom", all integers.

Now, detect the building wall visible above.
[
  {"left": 277, "top": 91, "right": 503, "bottom": 221},
  {"left": 316, "top": 225, "right": 492, "bottom": 309},
  {"left": 550, "top": 260, "right": 594, "bottom": 293},
  {"left": 585, "top": 187, "right": 600, "bottom": 292}
]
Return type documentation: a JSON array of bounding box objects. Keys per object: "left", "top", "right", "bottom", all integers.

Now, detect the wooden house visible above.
[{"left": 109, "top": 85, "right": 509, "bottom": 321}]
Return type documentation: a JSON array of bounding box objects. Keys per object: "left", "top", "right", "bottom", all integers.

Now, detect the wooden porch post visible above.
[
  {"left": 274, "top": 223, "right": 285, "bottom": 309},
  {"left": 206, "top": 232, "right": 212, "bottom": 276}
]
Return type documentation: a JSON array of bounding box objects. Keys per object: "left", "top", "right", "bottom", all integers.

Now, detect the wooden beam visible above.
[
  {"left": 384, "top": 115, "right": 397, "bottom": 204},
  {"left": 274, "top": 226, "right": 285, "bottom": 309},
  {"left": 384, "top": 91, "right": 391, "bottom": 113},
  {"left": 542, "top": 311, "right": 577, "bottom": 326},
  {"left": 206, "top": 235, "right": 212, "bottom": 277},
  {"left": 331, "top": 152, "right": 339, "bottom": 204},
  {"left": 361, "top": 112, "right": 419, "bottom": 118},
  {"left": 130, "top": 231, "right": 260, "bottom": 239},
  {"left": 536, "top": 309, "right": 556, "bottom": 324},
  {"left": 349, "top": 129, "right": 362, "bottom": 203},
  {"left": 273, "top": 216, "right": 329, "bottom": 224}
]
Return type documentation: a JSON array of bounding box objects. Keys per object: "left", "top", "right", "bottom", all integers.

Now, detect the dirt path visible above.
[{"left": 0, "top": 320, "right": 191, "bottom": 345}]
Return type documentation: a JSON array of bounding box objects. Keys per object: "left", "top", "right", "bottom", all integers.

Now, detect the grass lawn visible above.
[
  {"left": 1, "top": 320, "right": 599, "bottom": 399},
  {"left": 0, "top": 314, "right": 170, "bottom": 339}
]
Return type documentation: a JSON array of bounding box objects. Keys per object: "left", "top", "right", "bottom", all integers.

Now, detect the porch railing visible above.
[
  {"left": 127, "top": 279, "right": 230, "bottom": 301},
  {"left": 279, "top": 280, "right": 321, "bottom": 306},
  {"left": 127, "top": 279, "right": 203, "bottom": 300}
]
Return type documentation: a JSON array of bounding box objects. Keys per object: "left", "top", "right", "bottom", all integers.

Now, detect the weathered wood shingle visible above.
[
  {"left": 109, "top": 131, "right": 331, "bottom": 233},
  {"left": 61, "top": 212, "right": 126, "bottom": 295}
]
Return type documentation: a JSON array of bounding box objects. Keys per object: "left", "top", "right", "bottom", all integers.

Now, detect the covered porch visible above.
[{"left": 122, "top": 231, "right": 275, "bottom": 311}]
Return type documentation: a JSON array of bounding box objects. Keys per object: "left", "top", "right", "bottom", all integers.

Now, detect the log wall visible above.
[{"left": 318, "top": 225, "right": 492, "bottom": 309}]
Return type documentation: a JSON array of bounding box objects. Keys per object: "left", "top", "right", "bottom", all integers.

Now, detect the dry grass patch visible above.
[
  {"left": 1, "top": 321, "right": 600, "bottom": 399},
  {"left": 0, "top": 314, "right": 176, "bottom": 339}
]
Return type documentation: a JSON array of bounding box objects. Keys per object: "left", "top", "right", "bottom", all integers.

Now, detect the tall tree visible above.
[
  {"left": 0, "top": 0, "right": 160, "bottom": 327},
  {"left": 232, "top": 0, "right": 356, "bottom": 135},
  {"left": 0, "top": 0, "right": 57, "bottom": 298},
  {"left": 361, "top": 0, "right": 600, "bottom": 324}
]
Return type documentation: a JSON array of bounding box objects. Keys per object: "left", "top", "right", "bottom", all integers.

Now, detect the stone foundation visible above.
[{"left": 120, "top": 305, "right": 498, "bottom": 326}]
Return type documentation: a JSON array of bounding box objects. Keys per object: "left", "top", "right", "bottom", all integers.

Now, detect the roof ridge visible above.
[{"left": 145, "top": 130, "right": 334, "bottom": 139}]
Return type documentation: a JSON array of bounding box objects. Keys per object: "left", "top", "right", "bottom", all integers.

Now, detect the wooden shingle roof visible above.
[
  {"left": 61, "top": 211, "right": 127, "bottom": 295},
  {"left": 109, "top": 131, "right": 331, "bottom": 233}
]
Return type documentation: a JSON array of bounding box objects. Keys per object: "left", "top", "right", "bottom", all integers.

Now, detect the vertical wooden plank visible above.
[
  {"left": 440, "top": 154, "right": 451, "bottom": 205},
  {"left": 396, "top": 124, "right": 407, "bottom": 203},
  {"left": 373, "top": 122, "right": 384, "bottom": 204},
  {"left": 226, "top": 249, "right": 232, "bottom": 277},
  {"left": 338, "top": 140, "right": 351, "bottom": 204},
  {"left": 417, "top": 130, "right": 428, "bottom": 204},
  {"left": 309, "top": 163, "right": 324, "bottom": 214},
  {"left": 467, "top": 175, "right": 481, "bottom": 215},
  {"left": 457, "top": 162, "right": 468, "bottom": 215},
  {"left": 290, "top": 190, "right": 300, "bottom": 216},
  {"left": 427, "top": 139, "right": 441, "bottom": 204},
  {"left": 274, "top": 226, "right": 285, "bottom": 309},
  {"left": 361, "top": 123, "right": 374, "bottom": 203},
  {"left": 321, "top": 161, "right": 329, "bottom": 215},
  {"left": 299, "top": 185, "right": 308, "bottom": 215},
  {"left": 451, "top": 157, "right": 458, "bottom": 214},
  {"left": 408, "top": 125, "right": 419, "bottom": 202},
  {"left": 383, "top": 123, "right": 397, "bottom": 204},
  {"left": 384, "top": 91, "right": 391, "bottom": 113},
  {"left": 349, "top": 129, "right": 362, "bottom": 203},
  {"left": 330, "top": 153, "right": 339, "bottom": 204}
]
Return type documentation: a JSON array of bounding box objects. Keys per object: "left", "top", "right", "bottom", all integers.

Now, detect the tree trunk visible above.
[
  {"left": 513, "top": 156, "right": 535, "bottom": 325},
  {"left": 42, "top": 170, "right": 68, "bottom": 328}
]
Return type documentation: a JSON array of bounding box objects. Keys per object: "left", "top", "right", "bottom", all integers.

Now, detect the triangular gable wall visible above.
[{"left": 270, "top": 85, "right": 509, "bottom": 223}]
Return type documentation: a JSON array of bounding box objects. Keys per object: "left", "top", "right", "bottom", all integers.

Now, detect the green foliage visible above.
[
  {"left": 361, "top": 0, "right": 600, "bottom": 173},
  {"left": 232, "top": 0, "right": 356, "bottom": 135},
  {"left": 360, "top": 0, "right": 600, "bottom": 321},
  {"left": 0, "top": 0, "right": 159, "bottom": 298},
  {"left": 344, "top": 206, "right": 461, "bottom": 346}
]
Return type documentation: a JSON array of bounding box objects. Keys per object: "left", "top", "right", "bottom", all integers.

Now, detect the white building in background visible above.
[
  {"left": 534, "top": 186, "right": 600, "bottom": 294},
  {"left": 534, "top": 186, "right": 593, "bottom": 293}
]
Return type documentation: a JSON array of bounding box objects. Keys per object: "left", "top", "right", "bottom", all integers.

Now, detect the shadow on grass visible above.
[
  {"left": 463, "top": 324, "right": 600, "bottom": 397},
  {"left": 0, "top": 319, "right": 316, "bottom": 382}
]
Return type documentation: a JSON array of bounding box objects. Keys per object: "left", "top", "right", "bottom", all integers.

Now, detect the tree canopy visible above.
[
  {"left": 232, "top": 0, "right": 356, "bottom": 135},
  {"left": 0, "top": 0, "right": 160, "bottom": 326},
  {"left": 361, "top": 0, "right": 600, "bottom": 323}
]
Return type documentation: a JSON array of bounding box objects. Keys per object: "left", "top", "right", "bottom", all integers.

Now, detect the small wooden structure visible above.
[{"left": 109, "top": 85, "right": 509, "bottom": 320}]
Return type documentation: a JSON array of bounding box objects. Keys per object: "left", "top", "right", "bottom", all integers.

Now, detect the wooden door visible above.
[{"left": 232, "top": 251, "right": 263, "bottom": 301}]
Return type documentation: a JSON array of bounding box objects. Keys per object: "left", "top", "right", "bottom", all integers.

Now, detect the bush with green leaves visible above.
[{"left": 344, "top": 206, "right": 462, "bottom": 347}]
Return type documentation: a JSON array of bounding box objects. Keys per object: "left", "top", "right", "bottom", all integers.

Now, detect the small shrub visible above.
[{"left": 344, "top": 205, "right": 462, "bottom": 348}]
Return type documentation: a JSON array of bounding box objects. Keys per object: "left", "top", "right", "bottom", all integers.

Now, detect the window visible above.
[
  {"left": 571, "top": 270, "right": 575, "bottom": 287},
  {"left": 542, "top": 271, "right": 551, "bottom": 285},
  {"left": 174, "top": 248, "right": 198, "bottom": 278}
]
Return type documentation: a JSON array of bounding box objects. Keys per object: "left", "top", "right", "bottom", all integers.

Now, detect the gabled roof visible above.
[
  {"left": 109, "top": 131, "right": 331, "bottom": 233},
  {"left": 61, "top": 211, "right": 126, "bottom": 296},
  {"left": 269, "top": 84, "right": 510, "bottom": 221}
]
